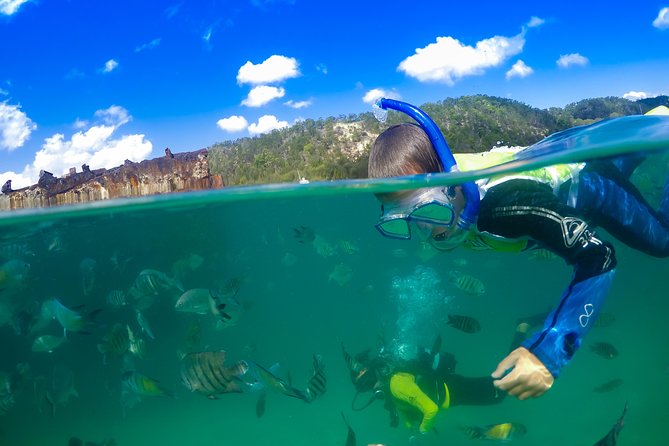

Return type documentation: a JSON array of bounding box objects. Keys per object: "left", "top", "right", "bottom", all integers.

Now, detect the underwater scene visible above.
[{"left": 1, "top": 139, "right": 669, "bottom": 446}]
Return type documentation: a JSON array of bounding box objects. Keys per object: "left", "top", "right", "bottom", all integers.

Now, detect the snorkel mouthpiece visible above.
[{"left": 375, "top": 98, "right": 480, "bottom": 229}]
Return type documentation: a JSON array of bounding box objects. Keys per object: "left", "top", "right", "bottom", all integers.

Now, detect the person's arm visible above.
[{"left": 477, "top": 180, "right": 617, "bottom": 397}]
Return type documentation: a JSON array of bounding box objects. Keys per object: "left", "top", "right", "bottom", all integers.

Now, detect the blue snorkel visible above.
[{"left": 374, "top": 98, "right": 480, "bottom": 229}]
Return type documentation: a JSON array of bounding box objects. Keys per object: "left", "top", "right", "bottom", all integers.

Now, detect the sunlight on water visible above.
[{"left": 1, "top": 118, "right": 669, "bottom": 446}]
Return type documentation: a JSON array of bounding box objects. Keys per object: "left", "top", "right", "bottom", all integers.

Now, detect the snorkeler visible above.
[
  {"left": 343, "top": 330, "right": 525, "bottom": 435},
  {"left": 368, "top": 98, "right": 669, "bottom": 400}
]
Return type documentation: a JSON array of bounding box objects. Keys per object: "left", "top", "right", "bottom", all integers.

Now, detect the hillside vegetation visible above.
[{"left": 208, "top": 94, "right": 669, "bottom": 186}]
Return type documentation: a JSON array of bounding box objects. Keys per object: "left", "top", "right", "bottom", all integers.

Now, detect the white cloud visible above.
[
  {"left": 527, "top": 16, "right": 545, "bottom": 28},
  {"left": 362, "top": 88, "right": 401, "bottom": 105},
  {"left": 398, "top": 32, "right": 525, "bottom": 84},
  {"left": 284, "top": 99, "right": 312, "bottom": 109},
  {"left": 102, "top": 59, "right": 119, "bottom": 73},
  {"left": 0, "top": 101, "right": 36, "bottom": 151},
  {"left": 0, "top": 0, "right": 29, "bottom": 16},
  {"left": 505, "top": 60, "right": 533, "bottom": 80},
  {"left": 94, "top": 105, "right": 130, "bottom": 126},
  {"left": 202, "top": 26, "right": 214, "bottom": 43},
  {"left": 73, "top": 118, "right": 88, "bottom": 129},
  {"left": 315, "top": 64, "right": 328, "bottom": 75},
  {"left": 0, "top": 88, "right": 8, "bottom": 96},
  {"left": 0, "top": 105, "right": 152, "bottom": 189},
  {"left": 135, "top": 38, "right": 162, "bottom": 52},
  {"left": 556, "top": 53, "right": 589, "bottom": 68},
  {"left": 217, "top": 115, "right": 248, "bottom": 132},
  {"left": 248, "top": 115, "right": 288, "bottom": 135},
  {"left": 65, "top": 68, "right": 85, "bottom": 80},
  {"left": 242, "top": 85, "right": 285, "bottom": 107},
  {"left": 623, "top": 91, "right": 649, "bottom": 100},
  {"left": 237, "top": 55, "right": 300, "bottom": 85},
  {"left": 653, "top": 7, "right": 669, "bottom": 29}
]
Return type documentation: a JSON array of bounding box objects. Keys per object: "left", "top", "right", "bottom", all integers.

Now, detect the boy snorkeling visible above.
[{"left": 368, "top": 99, "right": 669, "bottom": 400}]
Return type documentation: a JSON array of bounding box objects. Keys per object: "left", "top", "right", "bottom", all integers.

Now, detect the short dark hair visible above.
[{"left": 368, "top": 123, "right": 443, "bottom": 178}]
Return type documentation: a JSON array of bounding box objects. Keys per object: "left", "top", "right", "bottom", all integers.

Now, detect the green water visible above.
[{"left": 1, "top": 117, "right": 669, "bottom": 446}]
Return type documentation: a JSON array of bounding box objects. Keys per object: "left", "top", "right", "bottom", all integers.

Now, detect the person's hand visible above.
[{"left": 491, "top": 347, "right": 554, "bottom": 400}]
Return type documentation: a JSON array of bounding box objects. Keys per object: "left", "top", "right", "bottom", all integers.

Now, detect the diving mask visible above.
[{"left": 376, "top": 187, "right": 458, "bottom": 240}]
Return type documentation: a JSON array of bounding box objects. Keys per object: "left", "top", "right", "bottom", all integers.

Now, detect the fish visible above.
[
  {"left": 338, "top": 240, "right": 360, "bottom": 255},
  {"left": 528, "top": 248, "right": 559, "bottom": 261},
  {"left": 177, "top": 320, "right": 202, "bottom": 360},
  {"left": 171, "top": 253, "right": 204, "bottom": 282},
  {"left": 132, "top": 269, "right": 184, "bottom": 296},
  {"left": 106, "top": 290, "right": 127, "bottom": 308},
  {"left": 180, "top": 351, "right": 249, "bottom": 398},
  {"left": 0, "top": 259, "right": 31, "bottom": 291},
  {"left": 135, "top": 309, "right": 155, "bottom": 339},
  {"left": 594, "top": 378, "right": 623, "bottom": 393},
  {"left": 449, "top": 270, "right": 485, "bottom": 295},
  {"left": 32, "top": 335, "right": 66, "bottom": 353},
  {"left": 0, "top": 243, "right": 34, "bottom": 261},
  {"left": 293, "top": 225, "right": 315, "bottom": 244},
  {"left": 593, "top": 402, "right": 628, "bottom": 445},
  {"left": 594, "top": 312, "right": 616, "bottom": 328},
  {"left": 47, "top": 299, "right": 101, "bottom": 336},
  {"left": 219, "top": 276, "right": 244, "bottom": 298},
  {"left": 109, "top": 249, "right": 133, "bottom": 273},
  {"left": 127, "top": 325, "right": 147, "bottom": 359},
  {"left": 590, "top": 341, "right": 619, "bottom": 359},
  {"left": 329, "top": 263, "right": 353, "bottom": 286},
  {"left": 122, "top": 371, "right": 174, "bottom": 401},
  {"left": 213, "top": 295, "right": 245, "bottom": 330},
  {"left": 97, "top": 324, "right": 130, "bottom": 362},
  {"left": 305, "top": 354, "right": 327, "bottom": 402},
  {"left": 459, "top": 422, "right": 527, "bottom": 441},
  {"left": 0, "top": 392, "right": 15, "bottom": 415},
  {"left": 246, "top": 361, "right": 309, "bottom": 401},
  {"left": 341, "top": 412, "right": 357, "bottom": 446},
  {"left": 46, "top": 364, "right": 79, "bottom": 417},
  {"left": 174, "top": 288, "right": 230, "bottom": 318},
  {"left": 447, "top": 314, "right": 481, "bottom": 334}
]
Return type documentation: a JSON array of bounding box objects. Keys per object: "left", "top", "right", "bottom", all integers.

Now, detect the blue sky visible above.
[{"left": 1, "top": 0, "right": 668, "bottom": 187}]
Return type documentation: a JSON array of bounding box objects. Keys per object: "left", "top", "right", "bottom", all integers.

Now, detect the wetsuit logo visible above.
[
  {"left": 560, "top": 217, "right": 589, "bottom": 248},
  {"left": 579, "top": 303, "right": 594, "bottom": 327}
]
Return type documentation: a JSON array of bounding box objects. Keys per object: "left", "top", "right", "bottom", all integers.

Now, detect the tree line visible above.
[{"left": 207, "top": 94, "right": 669, "bottom": 186}]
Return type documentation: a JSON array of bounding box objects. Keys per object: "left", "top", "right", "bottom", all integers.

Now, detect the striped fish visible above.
[
  {"left": 106, "top": 290, "right": 127, "bottom": 308},
  {"left": 97, "top": 323, "right": 130, "bottom": 362},
  {"left": 180, "top": 351, "right": 248, "bottom": 398},
  {"left": 0, "top": 392, "right": 14, "bottom": 415},
  {"left": 447, "top": 314, "right": 481, "bottom": 334},
  {"left": 306, "top": 354, "right": 326, "bottom": 402},
  {"left": 449, "top": 271, "right": 485, "bottom": 296}
]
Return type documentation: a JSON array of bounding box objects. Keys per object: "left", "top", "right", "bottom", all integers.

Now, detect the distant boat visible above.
[{"left": 297, "top": 170, "right": 309, "bottom": 184}]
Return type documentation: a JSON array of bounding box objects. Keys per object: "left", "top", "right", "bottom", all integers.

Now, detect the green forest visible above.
[{"left": 207, "top": 94, "right": 669, "bottom": 186}]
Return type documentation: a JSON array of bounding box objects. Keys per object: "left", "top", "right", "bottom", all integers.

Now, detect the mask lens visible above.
[
  {"left": 376, "top": 218, "right": 410, "bottom": 239},
  {"left": 411, "top": 202, "right": 454, "bottom": 225}
]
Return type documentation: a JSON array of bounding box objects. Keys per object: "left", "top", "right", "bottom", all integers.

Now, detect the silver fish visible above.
[
  {"left": 135, "top": 309, "right": 155, "bottom": 340},
  {"left": 48, "top": 299, "right": 101, "bottom": 336},
  {"left": 32, "top": 335, "right": 66, "bottom": 353},
  {"left": 180, "top": 351, "right": 248, "bottom": 398}
]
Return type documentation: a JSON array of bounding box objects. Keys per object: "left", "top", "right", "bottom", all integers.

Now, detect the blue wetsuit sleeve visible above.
[
  {"left": 521, "top": 270, "right": 615, "bottom": 377},
  {"left": 477, "top": 180, "right": 618, "bottom": 377}
]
